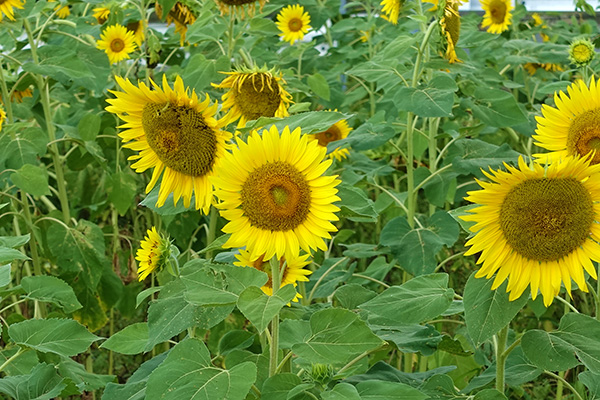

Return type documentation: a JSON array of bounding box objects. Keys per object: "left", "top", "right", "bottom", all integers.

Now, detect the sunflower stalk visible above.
[
  {"left": 0, "top": 61, "right": 14, "bottom": 124},
  {"left": 495, "top": 325, "right": 509, "bottom": 394},
  {"left": 268, "top": 256, "right": 281, "bottom": 377}
]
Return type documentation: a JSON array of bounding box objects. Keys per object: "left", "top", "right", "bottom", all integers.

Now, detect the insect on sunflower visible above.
[
  {"left": 105, "top": 75, "right": 232, "bottom": 213},
  {"left": 276, "top": 4, "right": 311, "bottom": 45},
  {"left": 461, "top": 155, "right": 600, "bottom": 306},
  {"left": 96, "top": 24, "right": 137, "bottom": 64},
  {"left": 480, "top": 0, "right": 513, "bottom": 34}
]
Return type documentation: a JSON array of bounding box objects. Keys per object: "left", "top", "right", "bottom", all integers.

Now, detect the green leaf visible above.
[
  {"left": 0, "top": 264, "right": 11, "bottom": 287},
  {"left": 0, "top": 363, "right": 67, "bottom": 400},
  {"left": 218, "top": 330, "right": 255, "bottom": 356},
  {"left": 261, "top": 373, "right": 303, "bottom": 400},
  {"left": 106, "top": 172, "right": 138, "bottom": 216},
  {"left": 102, "top": 352, "right": 168, "bottom": 400},
  {"left": 10, "top": 164, "right": 50, "bottom": 197},
  {"left": 239, "top": 111, "right": 352, "bottom": 136},
  {"left": 146, "top": 338, "right": 257, "bottom": 400},
  {"left": 0, "top": 127, "right": 48, "bottom": 169},
  {"left": 100, "top": 323, "right": 148, "bottom": 355},
  {"left": 181, "top": 267, "right": 238, "bottom": 306},
  {"left": 0, "top": 234, "right": 30, "bottom": 248},
  {"left": 322, "top": 383, "right": 362, "bottom": 400},
  {"left": 356, "top": 380, "right": 427, "bottom": 399},
  {"left": 334, "top": 284, "right": 377, "bottom": 309},
  {"left": 57, "top": 357, "right": 115, "bottom": 392},
  {"left": 77, "top": 113, "right": 102, "bottom": 141},
  {"left": 338, "top": 183, "right": 378, "bottom": 222},
  {"left": 473, "top": 389, "right": 508, "bottom": 400},
  {"left": 307, "top": 73, "right": 331, "bottom": 101},
  {"left": 292, "top": 308, "right": 384, "bottom": 365},
  {"left": 0, "top": 247, "right": 29, "bottom": 264},
  {"left": 21, "top": 275, "right": 83, "bottom": 313},
  {"left": 579, "top": 371, "right": 600, "bottom": 399},
  {"left": 136, "top": 286, "right": 162, "bottom": 308},
  {"left": 359, "top": 274, "right": 454, "bottom": 327},
  {"left": 463, "top": 272, "right": 529, "bottom": 346},
  {"left": 395, "top": 75, "right": 457, "bottom": 118},
  {"left": 467, "top": 88, "right": 528, "bottom": 128},
  {"left": 279, "top": 319, "right": 311, "bottom": 349},
  {"left": 375, "top": 324, "right": 442, "bottom": 356},
  {"left": 22, "top": 46, "right": 95, "bottom": 83},
  {"left": 8, "top": 318, "right": 100, "bottom": 357},
  {"left": 237, "top": 285, "right": 296, "bottom": 333},
  {"left": 447, "top": 139, "right": 521, "bottom": 176},
  {"left": 0, "top": 347, "right": 39, "bottom": 376}
]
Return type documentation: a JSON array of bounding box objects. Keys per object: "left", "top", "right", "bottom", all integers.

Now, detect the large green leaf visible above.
[
  {"left": 292, "top": 308, "right": 384, "bottom": 365},
  {"left": 463, "top": 272, "right": 528, "bottom": 346},
  {"left": 447, "top": 139, "right": 521, "bottom": 177},
  {"left": 100, "top": 323, "right": 149, "bottom": 355},
  {"left": 394, "top": 74, "right": 458, "bottom": 118},
  {"left": 321, "top": 383, "right": 361, "bottom": 400},
  {"left": 146, "top": 338, "right": 256, "bottom": 400},
  {"left": 0, "top": 363, "right": 67, "bottom": 400},
  {"left": 466, "top": 88, "right": 528, "bottom": 128},
  {"left": 102, "top": 352, "right": 168, "bottom": 400},
  {"left": 8, "top": 318, "right": 100, "bottom": 357},
  {"left": 57, "top": 357, "right": 115, "bottom": 392},
  {"left": 10, "top": 164, "right": 50, "bottom": 197},
  {"left": 237, "top": 285, "right": 296, "bottom": 333},
  {"left": 239, "top": 111, "right": 352, "bottom": 135},
  {"left": 261, "top": 373, "right": 304, "bottom": 400},
  {"left": 0, "top": 247, "right": 29, "bottom": 264},
  {"left": 356, "top": 380, "right": 427, "bottom": 400},
  {"left": 21, "top": 275, "right": 82, "bottom": 313}
]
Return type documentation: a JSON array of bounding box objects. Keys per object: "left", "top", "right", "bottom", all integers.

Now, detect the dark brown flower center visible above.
[
  {"left": 288, "top": 18, "right": 303, "bottom": 32},
  {"left": 315, "top": 125, "right": 342, "bottom": 147},
  {"left": 110, "top": 38, "right": 125, "bottom": 52},
  {"left": 567, "top": 108, "right": 600, "bottom": 164},
  {"left": 235, "top": 73, "right": 281, "bottom": 122},
  {"left": 489, "top": 0, "right": 507, "bottom": 24}
]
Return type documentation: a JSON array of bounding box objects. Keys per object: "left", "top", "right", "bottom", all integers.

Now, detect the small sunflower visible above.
[
  {"left": 96, "top": 24, "right": 137, "bottom": 64},
  {"left": 276, "top": 4, "right": 311, "bottom": 45},
  {"left": 569, "top": 38, "right": 595, "bottom": 67},
  {"left": 480, "top": 0, "right": 513, "bottom": 34},
  {"left": 93, "top": 6, "right": 111, "bottom": 24},
  {"left": 0, "top": 0, "right": 24, "bottom": 21},
  {"left": 1, "top": 88, "right": 33, "bottom": 103},
  {"left": 0, "top": 106, "right": 6, "bottom": 133},
  {"left": 106, "top": 75, "right": 231, "bottom": 213},
  {"left": 461, "top": 155, "right": 600, "bottom": 306},
  {"left": 359, "top": 30, "right": 370, "bottom": 42},
  {"left": 212, "top": 65, "right": 293, "bottom": 128},
  {"left": 380, "top": 0, "right": 402, "bottom": 24},
  {"left": 48, "top": 0, "right": 70, "bottom": 19},
  {"left": 523, "top": 62, "right": 563, "bottom": 75},
  {"left": 126, "top": 20, "right": 145, "bottom": 46},
  {"left": 155, "top": 1, "right": 196, "bottom": 46},
  {"left": 533, "top": 78, "right": 600, "bottom": 165},
  {"left": 308, "top": 111, "right": 352, "bottom": 161},
  {"left": 215, "top": 0, "right": 266, "bottom": 18},
  {"left": 440, "top": 0, "right": 461, "bottom": 63},
  {"left": 234, "top": 250, "right": 312, "bottom": 302},
  {"left": 136, "top": 227, "right": 171, "bottom": 281},
  {"left": 212, "top": 125, "right": 341, "bottom": 262},
  {"left": 531, "top": 12, "right": 549, "bottom": 42}
]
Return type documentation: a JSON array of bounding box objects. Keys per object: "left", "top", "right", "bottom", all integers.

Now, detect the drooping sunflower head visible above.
[
  {"left": 93, "top": 6, "right": 111, "bottom": 24},
  {"left": 96, "top": 24, "right": 137, "bottom": 64},
  {"left": 569, "top": 38, "right": 595, "bottom": 67},
  {"left": 461, "top": 155, "right": 600, "bottom": 306},
  {"left": 155, "top": 1, "right": 196, "bottom": 46},
  {"left": 126, "top": 20, "right": 145, "bottom": 46},
  {"left": 439, "top": 0, "right": 461, "bottom": 63},
  {"left": 524, "top": 62, "right": 563, "bottom": 75},
  {"left": 480, "top": 0, "right": 513, "bottom": 34},
  {"left": 136, "top": 227, "right": 171, "bottom": 281},
  {"left": 234, "top": 250, "right": 312, "bottom": 302},
  {"left": 1, "top": 87, "right": 33, "bottom": 103},
  {"left": 48, "top": 0, "right": 70, "bottom": 19},
  {"left": 106, "top": 75, "right": 232, "bottom": 214},
  {"left": 212, "top": 65, "right": 293, "bottom": 128},
  {"left": 0, "top": 0, "right": 24, "bottom": 21},
  {"left": 379, "top": 0, "right": 402, "bottom": 24},
  {"left": 276, "top": 4, "right": 311, "bottom": 45},
  {"left": 534, "top": 78, "right": 600, "bottom": 165},
  {"left": 308, "top": 111, "right": 352, "bottom": 161},
  {"left": 213, "top": 125, "right": 341, "bottom": 262},
  {"left": 0, "top": 105, "right": 6, "bottom": 133},
  {"left": 215, "top": 0, "right": 267, "bottom": 18}
]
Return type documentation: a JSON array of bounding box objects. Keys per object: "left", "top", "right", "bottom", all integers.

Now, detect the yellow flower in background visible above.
[
  {"left": 569, "top": 38, "right": 595, "bottom": 67},
  {"left": 127, "top": 20, "right": 145, "bottom": 46},
  {"left": 308, "top": 112, "right": 352, "bottom": 161},
  {"left": 136, "top": 227, "right": 170, "bottom": 281},
  {"left": 0, "top": 106, "right": 6, "bottom": 133},
  {"left": 48, "top": 0, "right": 70, "bottom": 18},
  {"left": 213, "top": 125, "right": 341, "bottom": 262},
  {"left": 461, "top": 155, "right": 600, "bottom": 306},
  {"left": 212, "top": 66, "right": 292, "bottom": 128},
  {"left": 440, "top": 0, "right": 461, "bottom": 63},
  {"left": 234, "top": 250, "right": 312, "bottom": 302},
  {"left": 276, "top": 4, "right": 311, "bottom": 45},
  {"left": 0, "top": 0, "right": 24, "bottom": 21},
  {"left": 1, "top": 88, "right": 33, "bottom": 103},
  {"left": 380, "top": 0, "right": 401, "bottom": 24},
  {"left": 93, "top": 6, "right": 111, "bottom": 24},
  {"left": 359, "top": 30, "right": 370, "bottom": 42},
  {"left": 533, "top": 78, "right": 600, "bottom": 165},
  {"left": 523, "top": 62, "right": 563, "bottom": 75},
  {"left": 481, "top": 0, "right": 513, "bottom": 34},
  {"left": 214, "top": 0, "right": 267, "bottom": 18},
  {"left": 96, "top": 24, "right": 137, "bottom": 64},
  {"left": 156, "top": 1, "right": 196, "bottom": 46},
  {"left": 106, "top": 75, "right": 232, "bottom": 213},
  {"left": 531, "top": 12, "right": 549, "bottom": 41}
]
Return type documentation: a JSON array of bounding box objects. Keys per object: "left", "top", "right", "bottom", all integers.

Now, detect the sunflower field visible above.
[{"left": 3, "top": 0, "right": 600, "bottom": 398}]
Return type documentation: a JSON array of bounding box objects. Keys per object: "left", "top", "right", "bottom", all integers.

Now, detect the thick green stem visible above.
[
  {"left": 0, "top": 62, "right": 14, "bottom": 123},
  {"left": 227, "top": 12, "right": 235, "bottom": 59},
  {"left": 544, "top": 371, "right": 584, "bottom": 400},
  {"left": 495, "top": 325, "right": 509, "bottom": 393},
  {"left": 20, "top": 191, "right": 42, "bottom": 276},
  {"left": 205, "top": 207, "right": 218, "bottom": 260},
  {"left": 268, "top": 257, "right": 282, "bottom": 377}
]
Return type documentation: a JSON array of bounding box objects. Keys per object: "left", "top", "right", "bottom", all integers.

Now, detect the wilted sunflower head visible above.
[
  {"left": 96, "top": 24, "right": 137, "bottom": 64},
  {"left": 0, "top": 0, "right": 24, "bottom": 21},
  {"left": 93, "top": 6, "right": 111, "bottom": 24},
  {"left": 212, "top": 65, "right": 293, "bottom": 128},
  {"left": 534, "top": 78, "right": 600, "bottom": 165},
  {"left": 214, "top": 0, "right": 267, "bottom": 18},
  {"left": 308, "top": 111, "right": 352, "bottom": 161},
  {"left": 480, "top": 0, "right": 513, "bottom": 34},
  {"left": 276, "top": 4, "right": 311, "bottom": 45},
  {"left": 439, "top": 0, "right": 461, "bottom": 63},
  {"left": 136, "top": 227, "right": 172, "bottom": 281},
  {"left": 461, "top": 155, "right": 600, "bottom": 306},
  {"left": 569, "top": 38, "right": 595, "bottom": 67},
  {"left": 234, "top": 250, "right": 312, "bottom": 302},
  {"left": 1, "top": 87, "right": 33, "bottom": 103},
  {"left": 155, "top": 1, "right": 197, "bottom": 46}
]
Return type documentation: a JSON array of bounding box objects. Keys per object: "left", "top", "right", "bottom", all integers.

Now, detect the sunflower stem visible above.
[
  {"left": 206, "top": 206, "right": 218, "bottom": 260},
  {"left": 495, "top": 325, "right": 509, "bottom": 394},
  {"left": 0, "top": 61, "right": 14, "bottom": 124},
  {"left": 0, "top": 347, "right": 27, "bottom": 373},
  {"left": 544, "top": 370, "right": 584, "bottom": 400},
  {"left": 268, "top": 256, "right": 281, "bottom": 377},
  {"left": 227, "top": 12, "right": 235, "bottom": 60}
]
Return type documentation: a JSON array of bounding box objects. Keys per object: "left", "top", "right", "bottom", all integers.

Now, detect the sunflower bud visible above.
[{"left": 569, "top": 38, "right": 595, "bottom": 67}]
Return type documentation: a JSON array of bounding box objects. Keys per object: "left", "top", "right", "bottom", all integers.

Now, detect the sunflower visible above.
[
  {"left": 480, "top": 0, "right": 513, "bottom": 34},
  {"left": 48, "top": 0, "right": 70, "bottom": 19},
  {"left": 523, "top": 62, "right": 563, "bottom": 75},
  {"left": 212, "top": 65, "right": 293, "bottom": 128},
  {"left": 215, "top": 0, "right": 267, "bottom": 18},
  {"left": 276, "top": 4, "right": 311, "bottom": 45},
  {"left": 569, "top": 38, "right": 595, "bottom": 67},
  {"left": 126, "top": 20, "right": 145, "bottom": 46},
  {"left": 0, "top": 106, "right": 6, "bottom": 133},
  {"left": 1, "top": 88, "right": 33, "bottom": 104},
  {"left": 96, "top": 24, "right": 137, "bottom": 64},
  {"left": 212, "top": 125, "right": 341, "bottom": 262},
  {"left": 308, "top": 111, "right": 352, "bottom": 161},
  {"left": 440, "top": 0, "right": 461, "bottom": 63},
  {"left": 155, "top": 1, "right": 196, "bottom": 46},
  {"left": 531, "top": 12, "right": 549, "bottom": 42},
  {"left": 106, "top": 75, "right": 231, "bottom": 213},
  {"left": 533, "top": 78, "right": 600, "bottom": 165},
  {"left": 461, "top": 155, "right": 600, "bottom": 306},
  {"left": 93, "top": 6, "right": 111, "bottom": 24},
  {"left": 380, "top": 0, "right": 403, "bottom": 24},
  {"left": 0, "top": 0, "right": 23, "bottom": 21},
  {"left": 234, "top": 249, "right": 312, "bottom": 302},
  {"left": 136, "top": 227, "right": 171, "bottom": 281}
]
